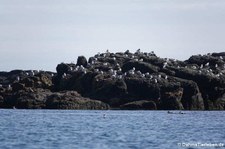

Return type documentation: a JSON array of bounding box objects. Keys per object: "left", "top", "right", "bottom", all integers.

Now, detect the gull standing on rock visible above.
[
  {"left": 16, "top": 76, "right": 20, "bottom": 81},
  {"left": 154, "top": 79, "right": 158, "bottom": 83},
  {"left": 165, "top": 75, "right": 168, "bottom": 80},
  {"left": 200, "top": 64, "right": 203, "bottom": 69}
]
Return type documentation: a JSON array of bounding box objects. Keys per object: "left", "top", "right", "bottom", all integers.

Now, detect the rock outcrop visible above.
[{"left": 1, "top": 50, "right": 225, "bottom": 110}]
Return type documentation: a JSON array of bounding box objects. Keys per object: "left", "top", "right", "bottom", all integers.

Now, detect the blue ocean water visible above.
[{"left": 0, "top": 110, "right": 224, "bottom": 149}]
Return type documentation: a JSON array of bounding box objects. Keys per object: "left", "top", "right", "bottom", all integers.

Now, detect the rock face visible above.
[
  {"left": 46, "top": 91, "right": 109, "bottom": 109},
  {"left": 1, "top": 50, "right": 225, "bottom": 110},
  {"left": 120, "top": 100, "right": 157, "bottom": 110}
]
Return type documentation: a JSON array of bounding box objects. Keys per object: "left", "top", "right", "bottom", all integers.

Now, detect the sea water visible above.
[{"left": 0, "top": 110, "right": 224, "bottom": 149}]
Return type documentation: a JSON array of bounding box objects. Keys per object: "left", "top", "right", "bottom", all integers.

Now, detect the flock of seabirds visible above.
[{"left": 1, "top": 49, "right": 224, "bottom": 89}]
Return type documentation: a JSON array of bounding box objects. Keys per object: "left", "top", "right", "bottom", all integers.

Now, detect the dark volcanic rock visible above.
[
  {"left": 1, "top": 50, "right": 225, "bottom": 110},
  {"left": 15, "top": 89, "right": 50, "bottom": 109},
  {"left": 159, "top": 83, "right": 184, "bottom": 110},
  {"left": 12, "top": 83, "right": 25, "bottom": 92},
  {"left": 120, "top": 100, "right": 157, "bottom": 110},
  {"left": 45, "top": 91, "right": 109, "bottom": 109},
  {"left": 122, "top": 60, "right": 159, "bottom": 73},
  {"left": 56, "top": 63, "right": 71, "bottom": 76},
  {"left": 77, "top": 56, "right": 88, "bottom": 67}
]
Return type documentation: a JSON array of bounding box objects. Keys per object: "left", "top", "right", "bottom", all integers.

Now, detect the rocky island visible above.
[{"left": 1, "top": 50, "right": 225, "bottom": 110}]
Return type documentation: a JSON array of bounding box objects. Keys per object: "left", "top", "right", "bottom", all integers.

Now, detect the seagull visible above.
[
  {"left": 137, "top": 71, "right": 142, "bottom": 75},
  {"left": 165, "top": 75, "right": 168, "bottom": 80},
  {"left": 112, "top": 74, "right": 116, "bottom": 78},
  {"left": 163, "top": 62, "right": 167, "bottom": 68},
  {"left": 150, "top": 75, "right": 153, "bottom": 79},
  {"left": 158, "top": 74, "right": 161, "bottom": 79},
  {"left": 91, "top": 61, "right": 95, "bottom": 65},
  {"left": 16, "top": 76, "right": 20, "bottom": 81},
  {"left": 215, "top": 64, "right": 218, "bottom": 68},
  {"left": 31, "top": 70, "right": 35, "bottom": 76},
  {"left": 129, "top": 71, "right": 135, "bottom": 75},
  {"left": 63, "top": 73, "right": 67, "bottom": 78},
  {"left": 118, "top": 75, "right": 123, "bottom": 79},
  {"left": 192, "top": 66, "right": 197, "bottom": 69},
  {"left": 200, "top": 64, "right": 203, "bottom": 69},
  {"left": 205, "top": 62, "right": 209, "bottom": 67},
  {"left": 109, "top": 69, "right": 114, "bottom": 74}
]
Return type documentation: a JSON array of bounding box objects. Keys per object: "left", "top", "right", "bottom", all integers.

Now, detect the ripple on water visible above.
[{"left": 0, "top": 110, "right": 224, "bottom": 149}]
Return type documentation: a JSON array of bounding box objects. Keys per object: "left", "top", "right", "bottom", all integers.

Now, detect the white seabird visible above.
[
  {"left": 16, "top": 76, "right": 20, "bottom": 81},
  {"left": 205, "top": 62, "right": 209, "bottom": 67},
  {"left": 165, "top": 75, "right": 168, "bottom": 80},
  {"left": 200, "top": 64, "right": 203, "bottom": 69},
  {"left": 158, "top": 74, "right": 161, "bottom": 79}
]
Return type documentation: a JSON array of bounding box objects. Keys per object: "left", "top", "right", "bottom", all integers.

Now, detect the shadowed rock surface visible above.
[{"left": 1, "top": 50, "right": 225, "bottom": 110}]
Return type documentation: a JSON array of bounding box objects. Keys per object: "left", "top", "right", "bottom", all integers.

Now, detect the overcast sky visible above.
[{"left": 0, "top": 0, "right": 225, "bottom": 72}]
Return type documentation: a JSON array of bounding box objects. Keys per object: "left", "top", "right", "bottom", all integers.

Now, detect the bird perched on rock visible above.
[
  {"left": 205, "top": 62, "right": 209, "bottom": 67},
  {"left": 165, "top": 75, "right": 168, "bottom": 80},
  {"left": 200, "top": 64, "right": 203, "bottom": 69},
  {"left": 215, "top": 64, "right": 218, "bottom": 68},
  {"left": 16, "top": 76, "right": 20, "bottom": 81}
]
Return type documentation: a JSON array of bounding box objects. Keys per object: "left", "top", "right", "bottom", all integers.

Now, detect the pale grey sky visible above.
[{"left": 0, "top": 0, "right": 225, "bottom": 71}]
